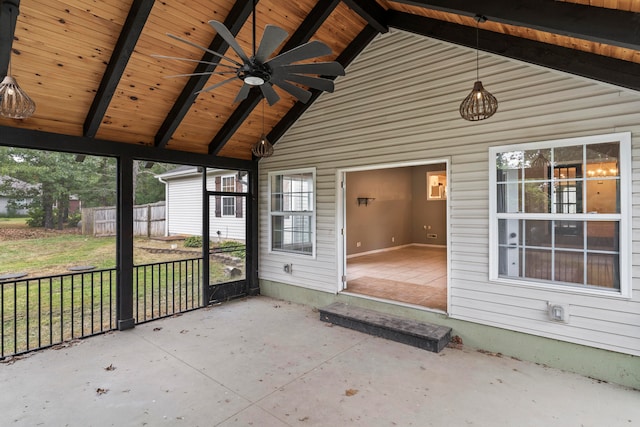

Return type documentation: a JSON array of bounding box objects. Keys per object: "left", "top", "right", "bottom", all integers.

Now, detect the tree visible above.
[
  {"left": 133, "top": 161, "right": 175, "bottom": 204},
  {"left": 0, "top": 147, "right": 117, "bottom": 229}
]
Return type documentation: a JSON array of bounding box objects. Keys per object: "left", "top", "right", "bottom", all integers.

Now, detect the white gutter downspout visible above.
[{"left": 157, "top": 176, "right": 169, "bottom": 237}]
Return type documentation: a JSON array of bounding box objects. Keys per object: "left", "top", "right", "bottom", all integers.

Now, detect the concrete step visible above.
[{"left": 319, "top": 302, "right": 451, "bottom": 353}]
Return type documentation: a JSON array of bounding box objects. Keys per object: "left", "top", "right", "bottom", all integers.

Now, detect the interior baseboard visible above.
[
  {"left": 347, "top": 244, "right": 412, "bottom": 259},
  {"left": 347, "top": 243, "right": 447, "bottom": 259}
]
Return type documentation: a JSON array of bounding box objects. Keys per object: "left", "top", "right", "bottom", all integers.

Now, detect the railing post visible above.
[
  {"left": 201, "top": 168, "right": 210, "bottom": 307},
  {"left": 117, "top": 156, "right": 135, "bottom": 330}
]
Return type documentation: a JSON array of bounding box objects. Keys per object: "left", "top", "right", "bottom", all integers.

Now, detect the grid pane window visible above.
[
  {"left": 220, "top": 176, "right": 236, "bottom": 216},
  {"left": 492, "top": 136, "right": 628, "bottom": 293},
  {"left": 222, "top": 176, "right": 235, "bottom": 192},
  {"left": 222, "top": 196, "right": 235, "bottom": 216},
  {"left": 269, "top": 169, "right": 315, "bottom": 256}
]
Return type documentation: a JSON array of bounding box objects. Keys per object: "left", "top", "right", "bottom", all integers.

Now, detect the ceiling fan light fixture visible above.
[
  {"left": 244, "top": 75, "right": 264, "bottom": 86},
  {"left": 460, "top": 14, "right": 497, "bottom": 121}
]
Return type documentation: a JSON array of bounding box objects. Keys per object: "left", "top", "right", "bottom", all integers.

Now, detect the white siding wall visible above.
[
  {"left": 165, "top": 175, "right": 203, "bottom": 237},
  {"left": 258, "top": 30, "right": 640, "bottom": 356},
  {"left": 164, "top": 173, "right": 246, "bottom": 241}
]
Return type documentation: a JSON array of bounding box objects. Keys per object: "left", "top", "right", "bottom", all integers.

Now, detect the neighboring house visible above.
[
  {"left": 256, "top": 30, "right": 640, "bottom": 382},
  {"left": 0, "top": 175, "right": 37, "bottom": 216},
  {"left": 156, "top": 166, "right": 247, "bottom": 241}
]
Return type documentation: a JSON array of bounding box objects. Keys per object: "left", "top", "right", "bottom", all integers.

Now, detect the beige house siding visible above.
[{"left": 258, "top": 30, "right": 640, "bottom": 356}]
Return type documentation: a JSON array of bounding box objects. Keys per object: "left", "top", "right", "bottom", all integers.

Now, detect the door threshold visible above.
[{"left": 340, "top": 290, "right": 448, "bottom": 315}]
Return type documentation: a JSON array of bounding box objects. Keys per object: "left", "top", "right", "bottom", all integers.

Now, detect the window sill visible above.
[{"left": 491, "top": 276, "right": 631, "bottom": 300}]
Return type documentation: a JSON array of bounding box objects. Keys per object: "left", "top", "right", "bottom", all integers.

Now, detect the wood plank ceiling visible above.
[{"left": 0, "top": 0, "right": 639, "bottom": 161}]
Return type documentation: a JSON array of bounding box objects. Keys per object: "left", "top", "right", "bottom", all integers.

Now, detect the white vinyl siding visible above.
[
  {"left": 257, "top": 30, "right": 640, "bottom": 356},
  {"left": 161, "top": 170, "right": 246, "bottom": 241}
]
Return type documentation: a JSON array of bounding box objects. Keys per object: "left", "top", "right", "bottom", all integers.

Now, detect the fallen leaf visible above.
[
  {"left": 345, "top": 389, "right": 358, "bottom": 397},
  {"left": 104, "top": 364, "right": 116, "bottom": 371},
  {"left": 180, "top": 330, "right": 188, "bottom": 334},
  {"left": 153, "top": 327, "right": 162, "bottom": 331},
  {"left": 96, "top": 388, "right": 109, "bottom": 395},
  {"left": 298, "top": 416, "right": 310, "bottom": 421}
]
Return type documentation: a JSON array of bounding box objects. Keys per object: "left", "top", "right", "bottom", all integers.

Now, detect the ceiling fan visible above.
[{"left": 154, "top": 1, "right": 345, "bottom": 106}]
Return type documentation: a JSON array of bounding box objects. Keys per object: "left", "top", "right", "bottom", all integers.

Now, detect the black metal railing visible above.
[
  {"left": 133, "top": 257, "right": 202, "bottom": 323},
  {"left": 1, "top": 258, "right": 204, "bottom": 359},
  {"left": 0, "top": 269, "right": 117, "bottom": 359}
]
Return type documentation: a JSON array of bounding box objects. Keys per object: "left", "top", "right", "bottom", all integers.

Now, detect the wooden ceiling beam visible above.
[
  {"left": 391, "top": 0, "right": 640, "bottom": 51},
  {"left": 208, "top": 0, "right": 342, "bottom": 156},
  {"left": 388, "top": 11, "right": 640, "bottom": 93},
  {"left": 154, "top": 0, "right": 256, "bottom": 149},
  {"left": 83, "top": 0, "right": 155, "bottom": 138},
  {"left": 268, "top": 24, "right": 381, "bottom": 148},
  {"left": 0, "top": 0, "right": 20, "bottom": 77},
  {"left": 341, "top": 0, "right": 388, "bottom": 33}
]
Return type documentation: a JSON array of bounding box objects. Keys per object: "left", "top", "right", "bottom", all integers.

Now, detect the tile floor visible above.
[{"left": 346, "top": 245, "right": 447, "bottom": 311}]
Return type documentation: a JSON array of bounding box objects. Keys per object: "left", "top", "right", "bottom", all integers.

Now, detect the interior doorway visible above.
[{"left": 339, "top": 161, "right": 449, "bottom": 312}]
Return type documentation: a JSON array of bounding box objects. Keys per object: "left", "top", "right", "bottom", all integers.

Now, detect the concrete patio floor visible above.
[{"left": 1, "top": 296, "right": 638, "bottom": 426}]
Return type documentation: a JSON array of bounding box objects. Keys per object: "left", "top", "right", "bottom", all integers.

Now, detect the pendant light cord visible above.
[
  {"left": 8, "top": 3, "right": 16, "bottom": 76},
  {"left": 475, "top": 20, "right": 479, "bottom": 81}
]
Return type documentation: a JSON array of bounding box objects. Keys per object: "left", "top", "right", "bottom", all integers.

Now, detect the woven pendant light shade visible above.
[
  {"left": 459, "top": 80, "right": 498, "bottom": 121},
  {"left": 459, "top": 15, "right": 498, "bottom": 122},
  {"left": 251, "top": 134, "right": 274, "bottom": 158},
  {"left": 0, "top": 76, "right": 36, "bottom": 119},
  {"left": 252, "top": 98, "right": 274, "bottom": 158}
]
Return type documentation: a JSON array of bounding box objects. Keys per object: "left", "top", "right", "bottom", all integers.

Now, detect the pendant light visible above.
[
  {"left": 0, "top": 1, "right": 35, "bottom": 119},
  {"left": 251, "top": 98, "right": 274, "bottom": 158},
  {"left": 459, "top": 15, "right": 497, "bottom": 121}
]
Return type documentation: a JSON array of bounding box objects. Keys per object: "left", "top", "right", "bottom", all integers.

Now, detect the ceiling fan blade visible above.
[
  {"left": 260, "top": 83, "right": 281, "bottom": 106},
  {"left": 209, "top": 20, "right": 250, "bottom": 63},
  {"left": 167, "top": 33, "right": 243, "bottom": 67},
  {"left": 164, "top": 71, "right": 236, "bottom": 78},
  {"left": 195, "top": 76, "right": 238, "bottom": 94},
  {"left": 255, "top": 25, "right": 289, "bottom": 62},
  {"left": 282, "top": 74, "right": 335, "bottom": 93},
  {"left": 266, "top": 40, "right": 332, "bottom": 67},
  {"left": 234, "top": 83, "right": 251, "bottom": 103},
  {"left": 271, "top": 79, "right": 312, "bottom": 103},
  {"left": 281, "top": 61, "right": 345, "bottom": 77},
  {"left": 151, "top": 54, "right": 237, "bottom": 70}
]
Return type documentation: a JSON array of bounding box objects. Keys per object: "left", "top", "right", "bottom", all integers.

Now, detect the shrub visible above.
[
  {"left": 67, "top": 211, "right": 82, "bottom": 227},
  {"left": 26, "top": 205, "right": 44, "bottom": 227},
  {"left": 183, "top": 236, "right": 203, "bottom": 247}
]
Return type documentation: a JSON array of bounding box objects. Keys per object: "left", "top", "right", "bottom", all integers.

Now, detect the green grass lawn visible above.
[
  {"left": 0, "top": 234, "right": 117, "bottom": 275},
  {"left": 0, "top": 217, "right": 28, "bottom": 228},
  {"left": 1, "top": 228, "right": 245, "bottom": 358}
]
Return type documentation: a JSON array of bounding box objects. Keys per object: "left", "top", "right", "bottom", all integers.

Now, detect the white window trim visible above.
[
  {"left": 268, "top": 167, "right": 317, "bottom": 258},
  {"left": 220, "top": 175, "right": 236, "bottom": 217},
  {"left": 221, "top": 196, "right": 235, "bottom": 217},
  {"left": 488, "top": 132, "right": 632, "bottom": 298}
]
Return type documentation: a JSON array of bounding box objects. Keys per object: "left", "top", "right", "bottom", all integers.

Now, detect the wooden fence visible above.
[{"left": 81, "top": 202, "right": 165, "bottom": 237}]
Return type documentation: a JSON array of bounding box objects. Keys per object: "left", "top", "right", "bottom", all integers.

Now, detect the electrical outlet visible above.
[
  {"left": 391, "top": 237, "right": 395, "bottom": 243},
  {"left": 427, "top": 233, "right": 437, "bottom": 239},
  {"left": 547, "top": 302, "right": 569, "bottom": 322},
  {"left": 356, "top": 241, "right": 361, "bottom": 247}
]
